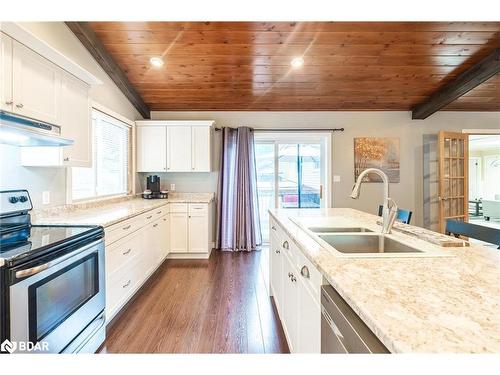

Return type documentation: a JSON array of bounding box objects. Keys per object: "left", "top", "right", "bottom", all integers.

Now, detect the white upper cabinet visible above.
[
  {"left": 135, "top": 121, "right": 213, "bottom": 173},
  {"left": 0, "top": 33, "right": 13, "bottom": 112},
  {"left": 12, "top": 40, "right": 62, "bottom": 125},
  {"left": 167, "top": 126, "right": 192, "bottom": 172},
  {"left": 136, "top": 125, "right": 167, "bottom": 172},
  {"left": 60, "top": 71, "right": 91, "bottom": 167},
  {"left": 2, "top": 27, "right": 97, "bottom": 167},
  {"left": 191, "top": 126, "right": 211, "bottom": 172}
]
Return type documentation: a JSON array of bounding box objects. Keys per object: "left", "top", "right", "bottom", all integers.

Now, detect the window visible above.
[{"left": 72, "top": 109, "right": 130, "bottom": 200}]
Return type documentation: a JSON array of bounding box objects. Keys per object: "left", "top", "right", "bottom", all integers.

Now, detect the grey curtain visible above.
[{"left": 216, "top": 126, "right": 262, "bottom": 251}]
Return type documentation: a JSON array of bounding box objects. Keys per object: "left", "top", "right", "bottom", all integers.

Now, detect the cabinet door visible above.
[
  {"left": 61, "top": 72, "right": 91, "bottom": 167},
  {"left": 282, "top": 254, "right": 299, "bottom": 353},
  {"left": 191, "top": 126, "right": 211, "bottom": 172},
  {"left": 297, "top": 278, "right": 321, "bottom": 353},
  {"left": 137, "top": 126, "right": 167, "bottom": 172},
  {"left": 152, "top": 219, "right": 164, "bottom": 265},
  {"left": 188, "top": 213, "right": 208, "bottom": 253},
  {"left": 12, "top": 41, "right": 61, "bottom": 125},
  {"left": 140, "top": 222, "right": 157, "bottom": 276},
  {"left": 0, "top": 33, "right": 13, "bottom": 112},
  {"left": 169, "top": 212, "right": 188, "bottom": 253},
  {"left": 160, "top": 215, "right": 169, "bottom": 259},
  {"left": 167, "top": 126, "right": 192, "bottom": 172},
  {"left": 270, "top": 233, "right": 283, "bottom": 318}
]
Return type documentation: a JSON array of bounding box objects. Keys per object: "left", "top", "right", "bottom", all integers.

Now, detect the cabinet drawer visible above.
[
  {"left": 152, "top": 206, "right": 168, "bottom": 218},
  {"left": 270, "top": 216, "right": 279, "bottom": 231},
  {"left": 296, "top": 248, "right": 322, "bottom": 303},
  {"left": 105, "top": 215, "right": 143, "bottom": 245},
  {"left": 139, "top": 210, "right": 157, "bottom": 224},
  {"left": 106, "top": 261, "right": 140, "bottom": 319},
  {"left": 169, "top": 203, "right": 188, "bottom": 213},
  {"left": 280, "top": 234, "right": 299, "bottom": 265},
  {"left": 189, "top": 203, "right": 207, "bottom": 214},
  {"left": 106, "top": 230, "right": 142, "bottom": 275}
]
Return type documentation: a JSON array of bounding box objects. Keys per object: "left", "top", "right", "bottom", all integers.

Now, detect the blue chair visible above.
[{"left": 378, "top": 205, "right": 412, "bottom": 225}]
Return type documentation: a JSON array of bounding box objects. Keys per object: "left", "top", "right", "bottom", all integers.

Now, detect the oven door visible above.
[{"left": 9, "top": 239, "right": 105, "bottom": 353}]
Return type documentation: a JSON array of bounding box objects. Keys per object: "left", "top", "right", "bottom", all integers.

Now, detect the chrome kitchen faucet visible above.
[{"left": 350, "top": 168, "right": 398, "bottom": 234}]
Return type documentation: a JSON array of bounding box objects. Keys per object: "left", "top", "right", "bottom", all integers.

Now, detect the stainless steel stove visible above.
[{"left": 0, "top": 190, "right": 106, "bottom": 354}]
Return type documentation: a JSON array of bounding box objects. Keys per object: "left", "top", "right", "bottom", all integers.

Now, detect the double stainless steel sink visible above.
[
  {"left": 304, "top": 225, "right": 426, "bottom": 256},
  {"left": 318, "top": 234, "right": 423, "bottom": 254}
]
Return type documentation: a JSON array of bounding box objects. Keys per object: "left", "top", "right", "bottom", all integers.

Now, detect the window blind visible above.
[{"left": 72, "top": 109, "right": 130, "bottom": 200}]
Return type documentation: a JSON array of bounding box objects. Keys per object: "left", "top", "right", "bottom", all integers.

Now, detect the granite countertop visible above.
[
  {"left": 269, "top": 207, "right": 500, "bottom": 353},
  {"left": 32, "top": 193, "right": 214, "bottom": 227}
]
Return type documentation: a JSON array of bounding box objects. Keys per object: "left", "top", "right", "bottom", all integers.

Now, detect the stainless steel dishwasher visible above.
[{"left": 321, "top": 285, "right": 389, "bottom": 353}]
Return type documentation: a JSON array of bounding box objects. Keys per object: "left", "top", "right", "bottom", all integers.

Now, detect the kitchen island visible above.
[{"left": 269, "top": 208, "right": 500, "bottom": 353}]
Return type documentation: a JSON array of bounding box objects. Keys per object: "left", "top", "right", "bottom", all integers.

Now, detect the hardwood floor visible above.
[{"left": 100, "top": 248, "right": 289, "bottom": 353}]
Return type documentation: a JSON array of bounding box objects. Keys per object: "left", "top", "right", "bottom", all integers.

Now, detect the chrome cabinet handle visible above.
[
  {"left": 16, "top": 103, "right": 23, "bottom": 108},
  {"left": 122, "top": 225, "right": 131, "bottom": 230},
  {"left": 63, "top": 157, "right": 70, "bottom": 162},
  {"left": 300, "top": 265, "right": 310, "bottom": 279},
  {"left": 291, "top": 275, "right": 297, "bottom": 282},
  {"left": 122, "top": 248, "right": 132, "bottom": 255},
  {"left": 153, "top": 223, "right": 158, "bottom": 227},
  {"left": 271, "top": 225, "right": 276, "bottom": 231},
  {"left": 5, "top": 100, "right": 13, "bottom": 105},
  {"left": 146, "top": 215, "right": 153, "bottom": 219},
  {"left": 282, "top": 241, "right": 289, "bottom": 249},
  {"left": 288, "top": 272, "right": 293, "bottom": 278},
  {"left": 156, "top": 211, "right": 162, "bottom": 214},
  {"left": 275, "top": 249, "right": 280, "bottom": 254},
  {"left": 122, "top": 280, "right": 131, "bottom": 288}
]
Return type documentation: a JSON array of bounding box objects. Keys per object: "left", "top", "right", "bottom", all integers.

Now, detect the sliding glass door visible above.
[{"left": 255, "top": 133, "right": 330, "bottom": 242}]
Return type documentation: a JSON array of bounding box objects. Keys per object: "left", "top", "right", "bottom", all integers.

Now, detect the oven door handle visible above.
[{"left": 15, "top": 239, "right": 102, "bottom": 279}]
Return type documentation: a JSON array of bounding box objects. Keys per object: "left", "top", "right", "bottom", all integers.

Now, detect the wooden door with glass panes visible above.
[{"left": 438, "top": 131, "right": 469, "bottom": 233}]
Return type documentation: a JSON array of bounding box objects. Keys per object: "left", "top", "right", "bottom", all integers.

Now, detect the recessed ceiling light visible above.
[
  {"left": 291, "top": 57, "right": 304, "bottom": 68},
  {"left": 149, "top": 56, "right": 165, "bottom": 68}
]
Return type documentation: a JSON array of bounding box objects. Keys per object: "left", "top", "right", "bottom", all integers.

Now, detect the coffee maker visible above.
[{"left": 142, "top": 175, "right": 168, "bottom": 199}]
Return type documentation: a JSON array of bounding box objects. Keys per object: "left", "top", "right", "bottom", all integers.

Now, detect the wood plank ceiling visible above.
[{"left": 87, "top": 22, "right": 500, "bottom": 112}]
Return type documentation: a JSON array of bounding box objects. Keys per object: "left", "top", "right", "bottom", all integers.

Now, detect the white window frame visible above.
[{"left": 66, "top": 102, "right": 136, "bottom": 204}]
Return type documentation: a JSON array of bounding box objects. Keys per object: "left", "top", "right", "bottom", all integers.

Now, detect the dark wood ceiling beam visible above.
[
  {"left": 412, "top": 48, "right": 500, "bottom": 119},
  {"left": 65, "top": 22, "right": 150, "bottom": 119}
]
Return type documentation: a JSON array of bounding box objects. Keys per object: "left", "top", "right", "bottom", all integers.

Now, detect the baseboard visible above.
[{"left": 167, "top": 249, "right": 212, "bottom": 260}]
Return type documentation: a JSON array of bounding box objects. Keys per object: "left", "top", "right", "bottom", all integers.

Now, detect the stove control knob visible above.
[
  {"left": 19, "top": 196, "right": 28, "bottom": 203},
  {"left": 9, "top": 196, "right": 19, "bottom": 203}
]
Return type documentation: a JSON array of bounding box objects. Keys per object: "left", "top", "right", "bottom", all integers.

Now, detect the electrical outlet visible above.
[
  {"left": 333, "top": 175, "right": 341, "bottom": 183},
  {"left": 170, "top": 183, "right": 176, "bottom": 191},
  {"left": 42, "top": 191, "right": 50, "bottom": 205}
]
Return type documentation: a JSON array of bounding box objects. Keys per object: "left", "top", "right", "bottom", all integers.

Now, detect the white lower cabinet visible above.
[
  {"left": 282, "top": 253, "right": 299, "bottom": 353},
  {"left": 105, "top": 206, "right": 170, "bottom": 322},
  {"left": 169, "top": 203, "right": 212, "bottom": 256},
  {"left": 269, "top": 217, "right": 322, "bottom": 353},
  {"left": 270, "top": 231, "right": 283, "bottom": 318},
  {"left": 105, "top": 202, "right": 211, "bottom": 322},
  {"left": 297, "top": 278, "right": 321, "bottom": 353},
  {"left": 169, "top": 212, "right": 188, "bottom": 253}
]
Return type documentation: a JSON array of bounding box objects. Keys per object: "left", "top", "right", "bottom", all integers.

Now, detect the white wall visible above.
[
  {"left": 0, "top": 22, "right": 141, "bottom": 208},
  {"left": 151, "top": 110, "right": 500, "bottom": 226}
]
